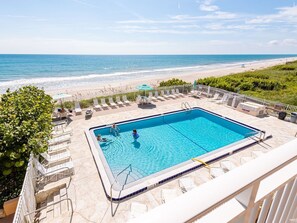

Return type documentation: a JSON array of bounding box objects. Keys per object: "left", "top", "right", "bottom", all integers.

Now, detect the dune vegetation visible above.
[{"left": 198, "top": 61, "right": 297, "bottom": 106}]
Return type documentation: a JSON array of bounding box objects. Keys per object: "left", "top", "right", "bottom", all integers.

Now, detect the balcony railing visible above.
[{"left": 129, "top": 139, "right": 297, "bottom": 223}]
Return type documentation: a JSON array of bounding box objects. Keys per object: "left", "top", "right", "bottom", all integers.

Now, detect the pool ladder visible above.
[
  {"left": 110, "top": 164, "right": 132, "bottom": 216},
  {"left": 181, "top": 102, "right": 192, "bottom": 111}
]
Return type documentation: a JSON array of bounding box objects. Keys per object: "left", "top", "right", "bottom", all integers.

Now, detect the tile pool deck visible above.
[{"left": 59, "top": 96, "right": 297, "bottom": 223}]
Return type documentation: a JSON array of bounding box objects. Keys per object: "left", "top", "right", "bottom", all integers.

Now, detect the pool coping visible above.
[{"left": 85, "top": 107, "right": 264, "bottom": 201}]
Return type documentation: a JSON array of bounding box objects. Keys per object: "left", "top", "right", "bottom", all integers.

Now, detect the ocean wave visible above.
[{"left": 0, "top": 65, "right": 207, "bottom": 87}]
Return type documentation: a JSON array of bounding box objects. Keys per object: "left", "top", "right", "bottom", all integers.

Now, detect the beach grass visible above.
[{"left": 198, "top": 60, "right": 297, "bottom": 106}]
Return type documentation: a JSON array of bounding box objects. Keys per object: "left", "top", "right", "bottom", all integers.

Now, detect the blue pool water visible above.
[{"left": 93, "top": 109, "right": 257, "bottom": 185}]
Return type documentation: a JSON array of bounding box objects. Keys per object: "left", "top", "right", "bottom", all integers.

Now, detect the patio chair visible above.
[
  {"left": 240, "top": 156, "right": 253, "bottom": 164},
  {"left": 210, "top": 93, "right": 220, "bottom": 101},
  {"left": 161, "top": 90, "right": 170, "bottom": 99},
  {"left": 136, "top": 95, "right": 142, "bottom": 104},
  {"left": 122, "top": 95, "right": 130, "bottom": 104},
  {"left": 171, "top": 89, "right": 179, "bottom": 97},
  {"left": 215, "top": 94, "right": 229, "bottom": 104},
  {"left": 161, "top": 189, "right": 178, "bottom": 203},
  {"left": 175, "top": 89, "right": 184, "bottom": 97},
  {"left": 51, "top": 126, "right": 72, "bottom": 138},
  {"left": 40, "top": 149, "right": 71, "bottom": 164},
  {"left": 155, "top": 91, "right": 165, "bottom": 101},
  {"left": 101, "top": 98, "right": 109, "bottom": 108},
  {"left": 35, "top": 158, "right": 74, "bottom": 179},
  {"left": 48, "top": 143, "right": 69, "bottom": 154},
  {"left": 179, "top": 177, "right": 196, "bottom": 193},
  {"left": 108, "top": 97, "right": 117, "bottom": 107},
  {"left": 252, "top": 150, "right": 264, "bottom": 158},
  {"left": 48, "top": 134, "right": 71, "bottom": 146},
  {"left": 220, "top": 160, "right": 237, "bottom": 172},
  {"left": 93, "top": 98, "right": 101, "bottom": 110},
  {"left": 209, "top": 167, "right": 225, "bottom": 179},
  {"left": 129, "top": 202, "right": 148, "bottom": 219},
  {"left": 191, "top": 91, "right": 202, "bottom": 98},
  {"left": 116, "top": 96, "right": 124, "bottom": 106},
  {"left": 167, "top": 90, "right": 176, "bottom": 99},
  {"left": 74, "top": 101, "right": 82, "bottom": 115},
  {"left": 149, "top": 92, "right": 157, "bottom": 101}
]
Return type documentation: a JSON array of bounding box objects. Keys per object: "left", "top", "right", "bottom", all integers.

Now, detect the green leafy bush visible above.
[
  {"left": 159, "top": 78, "right": 190, "bottom": 87},
  {"left": 0, "top": 86, "right": 53, "bottom": 207},
  {"left": 198, "top": 60, "right": 297, "bottom": 105}
]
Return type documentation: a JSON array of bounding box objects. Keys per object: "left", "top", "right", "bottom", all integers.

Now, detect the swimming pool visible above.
[{"left": 86, "top": 108, "right": 261, "bottom": 200}]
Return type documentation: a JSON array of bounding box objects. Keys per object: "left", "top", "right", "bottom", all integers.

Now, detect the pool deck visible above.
[{"left": 57, "top": 96, "right": 297, "bottom": 223}]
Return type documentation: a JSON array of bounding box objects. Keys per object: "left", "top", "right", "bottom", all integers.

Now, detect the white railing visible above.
[
  {"left": 13, "top": 155, "right": 36, "bottom": 223},
  {"left": 129, "top": 139, "right": 297, "bottom": 223},
  {"left": 197, "top": 84, "right": 297, "bottom": 114}
]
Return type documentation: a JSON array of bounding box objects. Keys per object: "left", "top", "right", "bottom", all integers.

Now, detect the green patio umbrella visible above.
[
  {"left": 193, "top": 80, "right": 197, "bottom": 90},
  {"left": 136, "top": 84, "right": 153, "bottom": 96}
]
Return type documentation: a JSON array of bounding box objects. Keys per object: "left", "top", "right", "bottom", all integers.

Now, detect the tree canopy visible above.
[{"left": 0, "top": 86, "right": 53, "bottom": 176}]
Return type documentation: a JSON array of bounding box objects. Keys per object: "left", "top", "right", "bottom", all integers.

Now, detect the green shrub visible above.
[
  {"left": 198, "top": 60, "right": 297, "bottom": 105},
  {"left": 0, "top": 86, "right": 53, "bottom": 207},
  {"left": 159, "top": 78, "right": 190, "bottom": 87}
]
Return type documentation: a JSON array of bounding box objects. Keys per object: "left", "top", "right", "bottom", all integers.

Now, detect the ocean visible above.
[{"left": 0, "top": 54, "right": 296, "bottom": 93}]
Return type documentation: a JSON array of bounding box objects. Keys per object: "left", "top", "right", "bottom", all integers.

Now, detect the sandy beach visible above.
[{"left": 46, "top": 57, "right": 297, "bottom": 100}]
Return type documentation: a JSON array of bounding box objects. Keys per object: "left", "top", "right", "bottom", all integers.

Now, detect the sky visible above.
[{"left": 0, "top": 0, "right": 297, "bottom": 54}]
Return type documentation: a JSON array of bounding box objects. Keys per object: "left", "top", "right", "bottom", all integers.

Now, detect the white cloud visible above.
[
  {"left": 247, "top": 5, "right": 297, "bottom": 24},
  {"left": 198, "top": 0, "right": 219, "bottom": 12},
  {"left": 268, "top": 40, "right": 280, "bottom": 45},
  {"left": 268, "top": 39, "right": 297, "bottom": 46}
]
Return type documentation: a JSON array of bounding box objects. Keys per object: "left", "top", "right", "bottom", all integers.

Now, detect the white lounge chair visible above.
[
  {"left": 252, "top": 150, "right": 264, "bottom": 158},
  {"left": 136, "top": 95, "right": 141, "bottom": 104},
  {"left": 48, "top": 143, "right": 69, "bottom": 154},
  {"left": 101, "top": 98, "right": 109, "bottom": 108},
  {"left": 166, "top": 90, "right": 176, "bottom": 99},
  {"left": 179, "top": 177, "right": 196, "bottom": 193},
  {"left": 41, "top": 149, "right": 71, "bottom": 164},
  {"left": 220, "top": 160, "right": 237, "bottom": 172},
  {"left": 74, "top": 101, "right": 82, "bottom": 115},
  {"left": 209, "top": 167, "right": 225, "bottom": 179},
  {"left": 161, "top": 189, "right": 178, "bottom": 203},
  {"left": 155, "top": 91, "right": 165, "bottom": 101},
  {"left": 122, "top": 95, "right": 130, "bottom": 104},
  {"left": 215, "top": 94, "right": 228, "bottom": 104},
  {"left": 210, "top": 93, "right": 220, "bottom": 101},
  {"left": 51, "top": 126, "right": 72, "bottom": 138},
  {"left": 240, "top": 156, "right": 253, "bottom": 164},
  {"left": 129, "top": 202, "right": 148, "bottom": 219},
  {"left": 116, "top": 96, "right": 124, "bottom": 106},
  {"left": 161, "top": 90, "right": 170, "bottom": 99},
  {"left": 191, "top": 90, "right": 202, "bottom": 98},
  {"left": 93, "top": 98, "right": 101, "bottom": 110},
  {"left": 35, "top": 158, "right": 74, "bottom": 178},
  {"left": 48, "top": 134, "right": 71, "bottom": 146},
  {"left": 175, "top": 89, "right": 184, "bottom": 97},
  {"left": 108, "top": 97, "right": 117, "bottom": 107},
  {"left": 149, "top": 92, "right": 157, "bottom": 101},
  {"left": 171, "top": 89, "right": 179, "bottom": 97}
]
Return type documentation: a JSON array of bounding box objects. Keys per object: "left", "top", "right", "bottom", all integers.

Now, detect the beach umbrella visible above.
[
  {"left": 136, "top": 84, "right": 153, "bottom": 96},
  {"left": 193, "top": 80, "right": 197, "bottom": 90}
]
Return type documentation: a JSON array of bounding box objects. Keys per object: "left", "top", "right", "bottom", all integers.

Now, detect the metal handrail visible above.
[
  {"left": 181, "top": 102, "right": 192, "bottom": 110},
  {"left": 110, "top": 164, "right": 132, "bottom": 216},
  {"left": 24, "top": 198, "right": 73, "bottom": 223}
]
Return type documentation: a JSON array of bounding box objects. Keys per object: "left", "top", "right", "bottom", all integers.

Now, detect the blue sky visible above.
[{"left": 0, "top": 0, "right": 297, "bottom": 54}]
